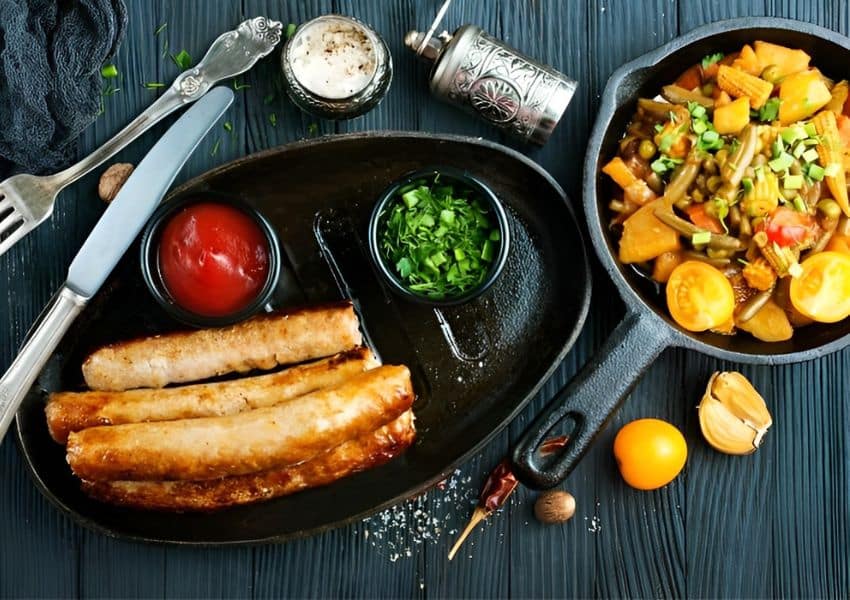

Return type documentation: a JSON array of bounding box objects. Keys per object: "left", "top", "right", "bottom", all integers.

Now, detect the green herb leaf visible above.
[
  {"left": 268, "top": 113, "right": 277, "bottom": 127},
  {"left": 263, "top": 92, "right": 276, "bottom": 105},
  {"left": 758, "top": 97, "right": 781, "bottom": 122},
  {"left": 307, "top": 123, "right": 319, "bottom": 137},
  {"left": 171, "top": 49, "right": 192, "bottom": 71},
  {"left": 101, "top": 64, "right": 118, "bottom": 79},
  {"left": 701, "top": 52, "right": 724, "bottom": 69},
  {"left": 286, "top": 23, "right": 297, "bottom": 39},
  {"left": 742, "top": 177, "right": 754, "bottom": 193}
]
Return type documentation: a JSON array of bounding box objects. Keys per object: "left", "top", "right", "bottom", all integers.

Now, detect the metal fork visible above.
[{"left": 0, "top": 16, "right": 282, "bottom": 257}]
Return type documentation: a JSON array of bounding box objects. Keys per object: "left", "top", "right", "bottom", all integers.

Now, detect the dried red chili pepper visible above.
[{"left": 447, "top": 435, "right": 569, "bottom": 560}]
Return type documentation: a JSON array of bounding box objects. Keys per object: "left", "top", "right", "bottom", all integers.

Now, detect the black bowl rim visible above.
[
  {"left": 139, "top": 194, "right": 282, "bottom": 328},
  {"left": 367, "top": 166, "right": 512, "bottom": 307},
  {"left": 583, "top": 16, "right": 850, "bottom": 365}
]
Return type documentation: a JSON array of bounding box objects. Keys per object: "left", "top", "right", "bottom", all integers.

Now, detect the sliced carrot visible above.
[
  {"left": 602, "top": 156, "right": 639, "bottom": 189},
  {"left": 685, "top": 204, "right": 725, "bottom": 234},
  {"left": 675, "top": 64, "right": 702, "bottom": 91}
]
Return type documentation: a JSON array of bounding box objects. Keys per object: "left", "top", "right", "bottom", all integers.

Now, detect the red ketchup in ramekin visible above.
[{"left": 158, "top": 202, "right": 270, "bottom": 317}]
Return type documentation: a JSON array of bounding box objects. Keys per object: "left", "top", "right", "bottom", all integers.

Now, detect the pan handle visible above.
[{"left": 511, "top": 311, "right": 672, "bottom": 489}]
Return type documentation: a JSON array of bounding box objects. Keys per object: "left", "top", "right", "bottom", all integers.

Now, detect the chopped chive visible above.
[
  {"left": 143, "top": 81, "right": 165, "bottom": 89},
  {"left": 792, "top": 195, "right": 806, "bottom": 212},
  {"left": 691, "top": 231, "right": 712, "bottom": 245},
  {"left": 693, "top": 120, "right": 708, "bottom": 135},
  {"left": 101, "top": 64, "right": 118, "bottom": 79},
  {"left": 154, "top": 22, "right": 167, "bottom": 36},
  {"left": 223, "top": 121, "right": 233, "bottom": 132},
  {"left": 171, "top": 49, "right": 192, "bottom": 71},
  {"left": 210, "top": 138, "right": 220, "bottom": 157},
  {"left": 792, "top": 142, "right": 807, "bottom": 158},
  {"left": 161, "top": 38, "right": 170, "bottom": 58},
  {"left": 233, "top": 79, "right": 251, "bottom": 91},
  {"left": 268, "top": 112, "right": 277, "bottom": 127},
  {"left": 804, "top": 122, "right": 818, "bottom": 137}
]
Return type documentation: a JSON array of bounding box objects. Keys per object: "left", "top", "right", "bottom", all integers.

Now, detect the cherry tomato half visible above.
[
  {"left": 159, "top": 202, "right": 270, "bottom": 317},
  {"left": 666, "top": 261, "right": 735, "bottom": 332},
  {"left": 790, "top": 251, "right": 850, "bottom": 323},
  {"left": 762, "top": 207, "right": 817, "bottom": 247}
]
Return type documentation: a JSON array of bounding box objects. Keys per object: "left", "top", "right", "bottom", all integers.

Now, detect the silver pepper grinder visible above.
[{"left": 405, "top": 0, "right": 577, "bottom": 146}]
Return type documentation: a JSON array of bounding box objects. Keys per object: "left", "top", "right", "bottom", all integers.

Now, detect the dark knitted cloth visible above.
[{"left": 0, "top": 0, "right": 127, "bottom": 178}]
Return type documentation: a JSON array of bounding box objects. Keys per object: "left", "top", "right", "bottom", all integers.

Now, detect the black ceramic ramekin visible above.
[
  {"left": 139, "top": 195, "right": 281, "bottom": 328},
  {"left": 368, "top": 167, "right": 511, "bottom": 307}
]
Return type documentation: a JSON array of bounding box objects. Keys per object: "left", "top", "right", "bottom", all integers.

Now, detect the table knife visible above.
[{"left": 0, "top": 86, "right": 235, "bottom": 441}]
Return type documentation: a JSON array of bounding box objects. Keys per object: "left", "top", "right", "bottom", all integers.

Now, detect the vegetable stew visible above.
[{"left": 604, "top": 40, "right": 850, "bottom": 341}]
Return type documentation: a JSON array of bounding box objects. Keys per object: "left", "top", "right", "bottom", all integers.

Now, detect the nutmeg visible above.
[
  {"left": 98, "top": 163, "right": 134, "bottom": 203},
  {"left": 534, "top": 490, "right": 575, "bottom": 524}
]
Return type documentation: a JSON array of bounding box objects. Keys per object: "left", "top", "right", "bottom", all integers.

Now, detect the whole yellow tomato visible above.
[{"left": 613, "top": 418, "right": 687, "bottom": 490}]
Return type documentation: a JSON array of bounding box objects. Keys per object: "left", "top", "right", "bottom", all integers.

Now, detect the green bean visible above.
[
  {"left": 653, "top": 206, "right": 746, "bottom": 251},
  {"left": 661, "top": 85, "right": 715, "bottom": 109},
  {"left": 737, "top": 289, "right": 774, "bottom": 324},
  {"left": 721, "top": 124, "right": 759, "bottom": 188},
  {"left": 638, "top": 98, "right": 679, "bottom": 119},
  {"left": 683, "top": 250, "right": 731, "bottom": 268},
  {"left": 663, "top": 152, "right": 701, "bottom": 204}
]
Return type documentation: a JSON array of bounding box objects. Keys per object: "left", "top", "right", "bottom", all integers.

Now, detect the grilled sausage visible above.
[
  {"left": 66, "top": 365, "right": 414, "bottom": 481},
  {"left": 81, "top": 302, "right": 362, "bottom": 391},
  {"left": 47, "top": 347, "right": 379, "bottom": 444},
  {"left": 80, "top": 410, "right": 415, "bottom": 512}
]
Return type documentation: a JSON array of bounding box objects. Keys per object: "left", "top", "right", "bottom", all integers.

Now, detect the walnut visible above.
[{"left": 98, "top": 163, "right": 134, "bottom": 203}]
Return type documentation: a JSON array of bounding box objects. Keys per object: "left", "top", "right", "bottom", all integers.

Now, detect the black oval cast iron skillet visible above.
[
  {"left": 512, "top": 18, "right": 850, "bottom": 488},
  {"left": 15, "top": 132, "right": 591, "bottom": 544}
]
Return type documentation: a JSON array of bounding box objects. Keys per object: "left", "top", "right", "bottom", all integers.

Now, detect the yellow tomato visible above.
[
  {"left": 613, "top": 419, "right": 687, "bottom": 490},
  {"left": 790, "top": 251, "right": 850, "bottom": 323},
  {"left": 666, "top": 261, "right": 735, "bottom": 331}
]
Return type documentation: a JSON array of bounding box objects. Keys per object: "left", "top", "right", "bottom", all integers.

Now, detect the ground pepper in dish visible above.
[{"left": 378, "top": 175, "right": 501, "bottom": 300}]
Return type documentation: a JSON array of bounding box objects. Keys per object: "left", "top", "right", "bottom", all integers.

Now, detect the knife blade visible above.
[{"left": 0, "top": 86, "right": 234, "bottom": 440}]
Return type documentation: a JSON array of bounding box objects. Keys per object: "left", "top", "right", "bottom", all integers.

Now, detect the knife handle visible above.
[{"left": 0, "top": 287, "right": 87, "bottom": 440}]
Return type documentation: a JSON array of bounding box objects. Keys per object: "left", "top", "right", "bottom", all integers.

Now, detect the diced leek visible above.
[
  {"left": 768, "top": 152, "right": 794, "bottom": 172},
  {"left": 783, "top": 174, "right": 804, "bottom": 190},
  {"left": 692, "top": 231, "right": 711, "bottom": 245},
  {"left": 802, "top": 148, "right": 819, "bottom": 163},
  {"left": 807, "top": 163, "right": 825, "bottom": 181}
]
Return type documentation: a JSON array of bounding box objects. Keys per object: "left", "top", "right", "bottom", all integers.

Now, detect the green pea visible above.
[
  {"left": 818, "top": 199, "right": 842, "bottom": 220},
  {"left": 639, "top": 139, "right": 657, "bottom": 161}
]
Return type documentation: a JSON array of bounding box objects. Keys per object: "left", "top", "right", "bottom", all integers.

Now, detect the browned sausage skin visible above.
[
  {"left": 81, "top": 302, "right": 362, "bottom": 391},
  {"left": 66, "top": 365, "right": 414, "bottom": 481},
  {"left": 80, "top": 410, "right": 415, "bottom": 512},
  {"left": 46, "top": 347, "right": 379, "bottom": 443}
]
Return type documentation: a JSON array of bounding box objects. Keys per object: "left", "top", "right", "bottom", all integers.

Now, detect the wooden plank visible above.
[{"left": 678, "top": 0, "right": 768, "bottom": 32}]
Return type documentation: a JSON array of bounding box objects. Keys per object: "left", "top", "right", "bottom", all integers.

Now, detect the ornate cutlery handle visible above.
[
  {"left": 55, "top": 16, "right": 282, "bottom": 186},
  {"left": 0, "top": 287, "right": 87, "bottom": 440}
]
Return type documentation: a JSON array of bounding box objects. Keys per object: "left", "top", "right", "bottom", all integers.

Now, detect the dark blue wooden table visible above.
[{"left": 2, "top": 1, "right": 848, "bottom": 597}]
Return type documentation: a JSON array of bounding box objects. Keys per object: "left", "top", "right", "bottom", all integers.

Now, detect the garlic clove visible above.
[{"left": 698, "top": 371, "right": 772, "bottom": 455}]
